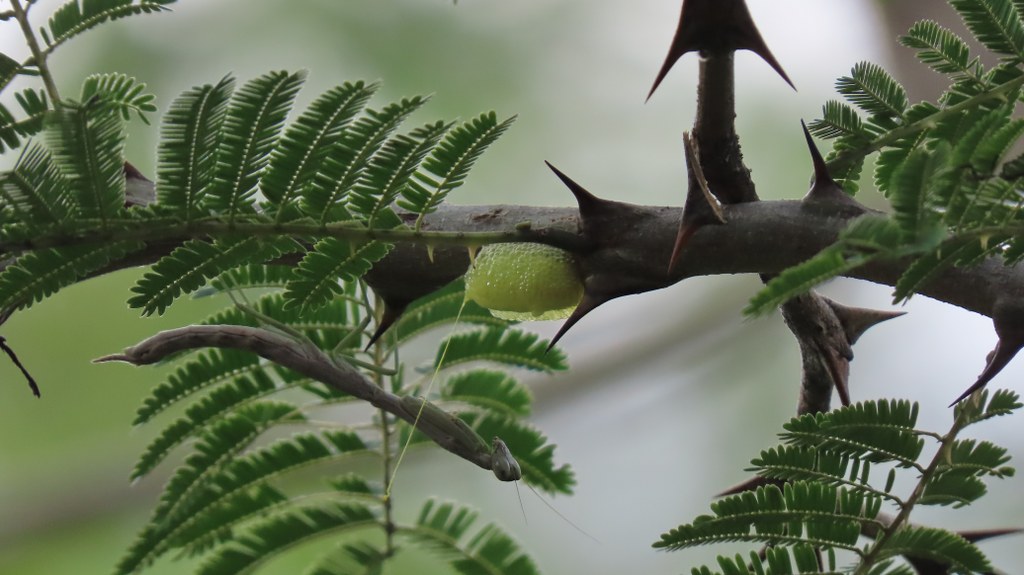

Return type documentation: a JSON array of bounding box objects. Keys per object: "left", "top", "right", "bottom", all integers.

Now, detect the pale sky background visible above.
[{"left": 0, "top": 1, "right": 1021, "bottom": 573}]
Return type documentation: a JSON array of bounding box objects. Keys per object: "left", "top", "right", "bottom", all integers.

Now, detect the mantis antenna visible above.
[{"left": 493, "top": 436, "right": 600, "bottom": 544}]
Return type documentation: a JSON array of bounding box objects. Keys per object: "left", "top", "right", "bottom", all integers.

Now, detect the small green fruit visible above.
[{"left": 464, "top": 243, "right": 583, "bottom": 321}]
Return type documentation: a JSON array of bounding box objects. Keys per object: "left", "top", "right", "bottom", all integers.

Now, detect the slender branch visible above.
[
  {"left": 9, "top": 0, "right": 61, "bottom": 106},
  {"left": 854, "top": 409, "right": 971, "bottom": 574}
]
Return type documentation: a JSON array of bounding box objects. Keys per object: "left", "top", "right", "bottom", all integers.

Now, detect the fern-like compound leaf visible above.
[
  {"left": 284, "top": 238, "right": 392, "bottom": 312},
  {"left": 207, "top": 70, "right": 306, "bottom": 217},
  {"left": 653, "top": 482, "right": 865, "bottom": 552},
  {"left": 436, "top": 326, "right": 567, "bottom": 372},
  {"left": 393, "top": 279, "right": 508, "bottom": 344},
  {"left": 44, "top": 0, "right": 175, "bottom": 54},
  {"left": 877, "top": 525, "right": 991, "bottom": 572},
  {"left": 117, "top": 402, "right": 304, "bottom": 574},
  {"left": 137, "top": 431, "right": 373, "bottom": 566},
  {"left": 261, "top": 81, "right": 377, "bottom": 220},
  {"left": 46, "top": 99, "right": 126, "bottom": 224},
  {"left": 901, "top": 20, "right": 984, "bottom": 82},
  {"left": 0, "top": 52, "right": 20, "bottom": 95},
  {"left": 1, "top": 144, "right": 72, "bottom": 225},
  {"left": 399, "top": 112, "right": 515, "bottom": 225},
  {"left": 304, "top": 96, "right": 427, "bottom": 223},
  {"left": 441, "top": 369, "right": 532, "bottom": 418},
  {"left": 128, "top": 236, "right": 297, "bottom": 315},
  {"left": 810, "top": 100, "right": 872, "bottom": 141},
  {"left": 80, "top": 72, "right": 157, "bottom": 122},
  {"left": 890, "top": 146, "right": 944, "bottom": 242},
  {"left": 305, "top": 542, "right": 388, "bottom": 575},
  {"left": 780, "top": 399, "right": 925, "bottom": 468},
  {"left": 156, "top": 75, "right": 234, "bottom": 218},
  {"left": 206, "top": 264, "right": 296, "bottom": 294},
  {"left": 0, "top": 240, "right": 142, "bottom": 311},
  {"left": 132, "top": 369, "right": 283, "bottom": 480},
  {"left": 836, "top": 62, "right": 908, "bottom": 120},
  {"left": 349, "top": 120, "right": 452, "bottom": 226},
  {"left": 751, "top": 445, "right": 902, "bottom": 505},
  {"left": 133, "top": 348, "right": 260, "bottom": 425},
  {"left": 196, "top": 503, "right": 378, "bottom": 575},
  {"left": 950, "top": 0, "right": 1024, "bottom": 59},
  {"left": 406, "top": 499, "right": 541, "bottom": 575}
]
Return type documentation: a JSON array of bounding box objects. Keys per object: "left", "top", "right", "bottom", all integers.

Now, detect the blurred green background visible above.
[{"left": 0, "top": 0, "right": 1021, "bottom": 572}]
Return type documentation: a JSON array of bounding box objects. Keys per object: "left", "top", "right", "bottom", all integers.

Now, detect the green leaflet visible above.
[
  {"left": 46, "top": 99, "right": 126, "bottom": 224},
  {"left": 349, "top": 120, "right": 452, "bottom": 226},
  {"left": 0, "top": 240, "right": 142, "bottom": 311},
  {"left": 902, "top": 19, "right": 983, "bottom": 81},
  {"left": 156, "top": 75, "right": 234, "bottom": 218},
  {"left": 303, "top": 96, "right": 427, "bottom": 223},
  {"left": 196, "top": 503, "right": 378, "bottom": 575},
  {"left": 284, "top": 238, "right": 392, "bottom": 312},
  {"left": 128, "top": 236, "right": 299, "bottom": 315},
  {"left": 305, "top": 543, "right": 388, "bottom": 575},
  {"left": 435, "top": 326, "right": 567, "bottom": 372},
  {"left": 405, "top": 499, "right": 541, "bottom": 575},
  {"left": 949, "top": 0, "right": 1024, "bottom": 59},
  {"left": 441, "top": 369, "right": 532, "bottom": 418},
  {"left": 260, "top": 80, "right": 377, "bottom": 220},
  {"left": 398, "top": 111, "right": 516, "bottom": 226},
  {"left": 43, "top": 1, "right": 176, "bottom": 54},
  {"left": 836, "top": 62, "right": 908, "bottom": 120},
  {"left": 80, "top": 73, "right": 157, "bottom": 122},
  {"left": 2, "top": 143, "right": 73, "bottom": 225},
  {"left": 206, "top": 70, "right": 306, "bottom": 217}
]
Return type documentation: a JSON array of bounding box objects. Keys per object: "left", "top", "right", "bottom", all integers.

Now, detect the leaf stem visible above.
[
  {"left": 852, "top": 407, "right": 970, "bottom": 574},
  {"left": 368, "top": 287, "right": 397, "bottom": 557},
  {"left": 9, "top": 0, "right": 62, "bottom": 107}
]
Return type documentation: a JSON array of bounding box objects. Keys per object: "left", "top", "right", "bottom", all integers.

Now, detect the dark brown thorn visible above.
[
  {"left": 951, "top": 338, "right": 1023, "bottom": 405},
  {"left": 801, "top": 120, "right": 859, "bottom": 207},
  {"left": 0, "top": 336, "right": 40, "bottom": 397},
  {"left": 365, "top": 303, "right": 408, "bottom": 351},
  {"left": 544, "top": 161, "right": 606, "bottom": 216},
  {"left": 958, "top": 527, "right": 1023, "bottom": 543},
  {"left": 547, "top": 293, "right": 606, "bottom": 351},
  {"left": 952, "top": 300, "right": 1024, "bottom": 405},
  {"left": 647, "top": 0, "right": 794, "bottom": 101},
  {"left": 825, "top": 300, "right": 905, "bottom": 346}
]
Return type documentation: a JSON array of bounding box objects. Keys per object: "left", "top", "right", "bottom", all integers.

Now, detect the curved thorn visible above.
[
  {"left": 668, "top": 222, "right": 700, "bottom": 274},
  {"left": 544, "top": 161, "right": 603, "bottom": 213},
  {"left": 365, "top": 303, "right": 407, "bottom": 350},
  {"left": 547, "top": 293, "right": 605, "bottom": 350}
]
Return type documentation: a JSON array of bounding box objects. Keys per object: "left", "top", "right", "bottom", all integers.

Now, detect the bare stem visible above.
[{"left": 9, "top": 0, "right": 62, "bottom": 106}]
